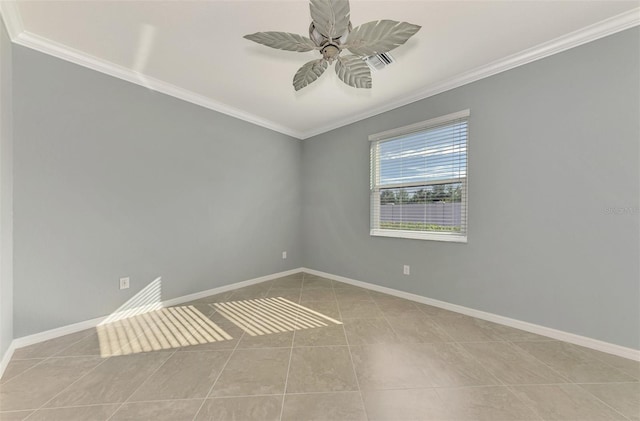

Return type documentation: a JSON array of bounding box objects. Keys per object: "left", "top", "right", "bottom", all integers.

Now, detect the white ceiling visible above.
[{"left": 2, "top": 1, "right": 639, "bottom": 138}]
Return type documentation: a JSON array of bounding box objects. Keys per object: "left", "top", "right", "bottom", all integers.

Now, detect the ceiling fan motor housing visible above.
[{"left": 309, "top": 22, "right": 351, "bottom": 62}]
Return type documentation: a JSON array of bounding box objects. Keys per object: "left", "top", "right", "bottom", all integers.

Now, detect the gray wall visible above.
[
  {"left": 0, "top": 18, "right": 14, "bottom": 358},
  {"left": 302, "top": 28, "right": 640, "bottom": 349},
  {"left": 13, "top": 46, "right": 302, "bottom": 337}
]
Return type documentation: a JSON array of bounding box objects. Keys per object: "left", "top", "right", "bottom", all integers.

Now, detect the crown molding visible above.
[
  {"left": 2, "top": 3, "right": 638, "bottom": 140},
  {"left": 1, "top": 1, "right": 304, "bottom": 140},
  {"left": 298, "top": 7, "right": 640, "bottom": 139},
  {"left": 13, "top": 31, "right": 304, "bottom": 139},
  {"left": 0, "top": 1, "right": 24, "bottom": 40}
]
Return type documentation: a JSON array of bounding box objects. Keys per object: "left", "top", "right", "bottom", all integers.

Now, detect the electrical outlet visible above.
[
  {"left": 282, "top": 251, "right": 287, "bottom": 259},
  {"left": 403, "top": 265, "right": 410, "bottom": 275},
  {"left": 119, "top": 277, "right": 130, "bottom": 290}
]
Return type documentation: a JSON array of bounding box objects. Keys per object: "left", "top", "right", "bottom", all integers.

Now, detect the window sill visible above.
[{"left": 370, "top": 229, "right": 467, "bottom": 243}]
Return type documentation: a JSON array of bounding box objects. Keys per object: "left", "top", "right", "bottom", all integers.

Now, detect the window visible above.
[{"left": 369, "top": 110, "right": 469, "bottom": 242}]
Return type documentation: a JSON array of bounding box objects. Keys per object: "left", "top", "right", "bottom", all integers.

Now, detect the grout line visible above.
[
  {"left": 566, "top": 343, "right": 639, "bottom": 380},
  {"left": 103, "top": 349, "right": 178, "bottom": 421},
  {"left": 277, "top": 273, "right": 303, "bottom": 421},
  {"left": 8, "top": 273, "right": 636, "bottom": 419},
  {"left": 4, "top": 330, "right": 97, "bottom": 386},
  {"left": 0, "top": 359, "right": 49, "bottom": 386},
  {"left": 26, "top": 356, "right": 112, "bottom": 418},
  {"left": 190, "top": 327, "right": 248, "bottom": 421},
  {"left": 573, "top": 384, "right": 634, "bottom": 420},
  {"left": 335, "top": 281, "right": 369, "bottom": 421}
]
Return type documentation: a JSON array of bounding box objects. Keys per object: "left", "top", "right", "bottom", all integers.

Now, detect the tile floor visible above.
[{"left": 0, "top": 272, "right": 638, "bottom": 420}]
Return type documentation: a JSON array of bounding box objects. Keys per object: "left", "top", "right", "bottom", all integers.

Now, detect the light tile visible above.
[
  {"left": 46, "top": 352, "right": 172, "bottom": 407},
  {"left": 351, "top": 343, "right": 499, "bottom": 390},
  {"left": 338, "top": 300, "right": 384, "bottom": 319},
  {"left": 4, "top": 278, "right": 636, "bottom": 421},
  {"left": 293, "top": 325, "right": 347, "bottom": 347},
  {"left": 373, "top": 297, "right": 425, "bottom": 318},
  {"left": 580, "top": 382, "right": 640, "bottom": 420},
  {"left": 300, "top": 288, "right": 336, "bottom": 302},
  {"left": 175, "top": 316, "right": 240, "bottom": 352},
  {"left": 579, "top": 347, "right": 640, "bottom": 380},
  {"left": 362, "top": 387, "right": 541, "bottom": 421},
  {"left": 130, "top": 350, "right": 231, "bottom": 401},
  {"left": 11, "top": 330, "right": 94, "bottom": 359},
  {"left": 460, "top": 341, "right": 569, "bottom": 384},
  {"left": 55, "top": 332, "right": 104, "bottom": 357},
  {"left": 286, "top": 346, "right": 358, "bottom": 393},
  {"left": 416, "top": 303, "right": 466, "bottom": 318},
  {"left": 433, "top": 315, "right": 505, "bottom": 342},
  {"left": 282, "top": 392, "right": 367, "bottom": 421},
  {"left": 0, "top": 411, "right": 34, "bottom": 420},
  {"left": 513, "top": 341, "right": 636, "bottom": 383},
  {"left": 264, "top": 288, "right": 302, "bottom": 302},
  {"left": 195, "top": 395, "right": 282, "bottom": 421},
  {"left": 271, "top": 277, "right": 304, "bottom": 289},
  {"left": 0, "top": 359, "right": 43, "bottom": 384},
  {"left": 334, "top": 289, "right": 374, "bottom": 303},
  {"left": 210, "top": 348, "right": 290, "bottom": 397},
  {"left": 350, "top": 343, "right": 434, "bottom": 390},
  {"left": 483, "top": 322, "right": 554, "bottom": 342},
  {"left": 110, "top": 399, "right": 204, "bottom": 420},
  {"left": 300, "top": 301, "right": 342, "bottom": 321},
  {"left": 187, "top": 291, "right": 236, "bottom": 305},
  {"left": 302, "top": 276, "right": 334, "bottom": 289},
  {"left": 27, "top": 404, "right": 119, "bottom": 421},
  {"left": 343, "top": 318, "right": 398, "bottom": 345},
  {"left": 511, "top": 384, "right": 627, "bottom": 420},
  {"left": 385, "top": 316, "right": 454, "bottom": 343},
  {"left": 230, "top": 285, "right": 271, "bottom": 300},
  {"left": 332, "top": 281, "right": 367, "bottom": 290},
  {"left": 0, "top": 356, "right": 102, "bottom": 411},
  {"left": 237, "top": 331, "right": 294, "bottom": 349}
]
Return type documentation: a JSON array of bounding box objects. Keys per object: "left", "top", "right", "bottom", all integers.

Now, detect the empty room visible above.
[{"left": 0, "top": 1, "right": 638, "bottom": 420}]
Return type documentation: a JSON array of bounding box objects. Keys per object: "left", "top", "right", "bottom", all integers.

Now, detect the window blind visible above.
[{"left": 370, "top": 110, "right": 469, "bottom": 242}]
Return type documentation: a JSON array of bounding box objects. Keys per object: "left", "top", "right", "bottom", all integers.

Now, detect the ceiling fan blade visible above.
[
  {"left": 293, "top": 59, "right": 328, "bottom": 91},
  {"left": 244, "top": 32, "right": 317, "bottom": 52},
  {"left": 343, "top": 20, "right": 421, "bottom": 56},
  {"left": 309, "top": 0, "right": 350, "bottom": 39},
  {"left": 335, "top": 55, "right": 371, "bottom": 89}
]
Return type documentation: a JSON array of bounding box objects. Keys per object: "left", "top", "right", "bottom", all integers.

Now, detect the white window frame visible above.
[{"left": 369, "top": 110, "right": 469, "bottom": 243}]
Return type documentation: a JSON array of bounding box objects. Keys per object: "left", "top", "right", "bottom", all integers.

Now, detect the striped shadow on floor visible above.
[
  {"left": 97, "top": 305, "right": 233, "bottom": 357},
  {"left": 213, "top": 297, "right": 343, "bottom": 336}
]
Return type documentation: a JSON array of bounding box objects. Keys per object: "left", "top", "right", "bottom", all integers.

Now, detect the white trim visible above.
[
  {"left": 0, "top": 267, "right": 303, "bottom": 378},
  {"left": 10, "top": 315, "right": 108, "bottom": 350},
  {"left": 160, "top": 268, "right": 302, "bottom": 307},
  {"left": 0, "top": 341, "right": 16, "bottom": 379},
  {"left": 7, "top": 30, "right": 304, "bottom": 140},
  {"left": 301, "top": 268, "right": 640, "bottom": 362},
  {"left": 370, "top": 229, "right": 467, "bottom": 243},
  {"left": 1, "top": 5, "right": 638, "bottom": 140},
  {"left": 369, "top": 110, "right": 470, "bottom": 142},
  {"left": 300, "top": 8, "right": 640, "bottom": 139},
  {"left": 0, "top": 1, "right": 23, "bottom": 40},
  {"left": 2, "top": 265, "right": 638, "bottom": 377}
]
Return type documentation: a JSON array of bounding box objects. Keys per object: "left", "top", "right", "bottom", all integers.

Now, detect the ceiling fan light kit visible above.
[{"left": 244, "top": 0, "right": 420, "bottom": 91}]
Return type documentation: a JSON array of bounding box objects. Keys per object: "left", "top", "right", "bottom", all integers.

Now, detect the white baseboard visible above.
[
  {"left": 160, "top": 268, "right": 301, "bottom": 307},
  {"left": 3, "top": 265, "right": 637, "bottom": 380},
  {"left": 0, "top": 342, "right": 16, "bottom": 379},
  {"left": 302, "top": 268, "right": 640, "bottom": 362},
  {"left": 0, "top": 267, "right": 303, "bottom": 378}
]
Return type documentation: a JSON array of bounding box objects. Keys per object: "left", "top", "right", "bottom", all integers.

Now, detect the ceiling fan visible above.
[{"left": 244, "top": 0, "right": 421, "bottom": 91}]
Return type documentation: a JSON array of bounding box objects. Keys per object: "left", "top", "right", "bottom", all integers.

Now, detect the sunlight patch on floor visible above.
[
  {"left": 95, "top": 277, "right": 233, "bottom": 357},
  {"left": 97, "top": 305, "right": 232, "bottom": 357},
  {"left": 214, "top": 297, "right": 342, "bottom": 336}
]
